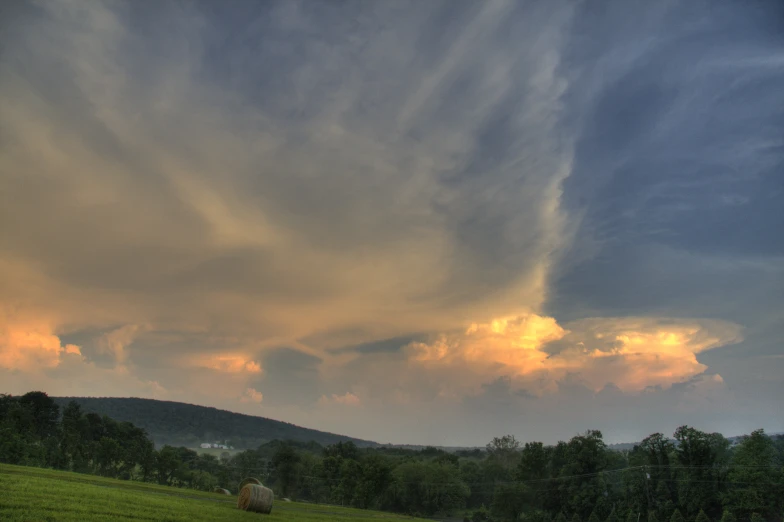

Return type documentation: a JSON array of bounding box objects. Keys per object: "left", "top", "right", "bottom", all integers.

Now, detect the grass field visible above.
[{"left": 0, "top": 464, "right": 429, "bottom": 521}]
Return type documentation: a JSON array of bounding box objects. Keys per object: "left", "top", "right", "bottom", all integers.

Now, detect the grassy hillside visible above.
[
  {"left": 53, "top": 397, "right": 377, "bottom": 449},
  {"left": 0, "top": 464, "right": 428, "bottom": 521}
]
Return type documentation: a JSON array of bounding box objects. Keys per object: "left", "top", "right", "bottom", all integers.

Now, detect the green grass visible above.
[{"left": 0, "top": 464, "right": 429, "bottom": 521}]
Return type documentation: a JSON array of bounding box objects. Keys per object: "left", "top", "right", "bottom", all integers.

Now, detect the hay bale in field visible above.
[
  {"left": 237, "top": 483, "right": 274, "bottom": 514},
  {"left": 213, "top": 487, "right": 231, "bottom": 495},
  {"left": 238, "top": 477, "right": 262, "bottom": 490}
]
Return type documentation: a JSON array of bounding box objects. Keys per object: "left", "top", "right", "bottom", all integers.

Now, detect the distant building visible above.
[{"left": 200, "top": 442, "right": 234, "bottom": 450}]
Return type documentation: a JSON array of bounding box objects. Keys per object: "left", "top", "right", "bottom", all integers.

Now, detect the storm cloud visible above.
[{"left": 1, "top": 0, "right": 782, "bottom": 445}]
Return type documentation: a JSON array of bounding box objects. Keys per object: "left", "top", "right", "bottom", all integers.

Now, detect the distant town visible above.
[{"left": 199, "top": 442, "right": 234, "bottom": 450}]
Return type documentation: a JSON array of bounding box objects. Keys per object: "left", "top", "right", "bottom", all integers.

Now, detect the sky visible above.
[{"left": 1, "top": 0, "right": 782, "bottom": 447}]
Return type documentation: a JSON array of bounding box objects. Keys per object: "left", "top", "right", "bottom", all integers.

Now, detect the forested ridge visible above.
[
  {"left": 51, "top": 396, "right": 377, "bottom": 449},
  {"left": 3, "top": 391, "right": 783, "bottom": 522}
]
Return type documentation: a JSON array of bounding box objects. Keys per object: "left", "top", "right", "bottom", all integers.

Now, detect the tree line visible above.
[{"left": 1, "top": 392, "right": 782, "bottom": 522}]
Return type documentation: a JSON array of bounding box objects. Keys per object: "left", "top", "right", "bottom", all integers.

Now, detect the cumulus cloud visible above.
[
  {"left": 0, "top": 309, "right": 82, "bottom": 372},
  {"left": 319, "top": 392, "right": 361, "bottom": 407},
  {"left": 240, "top": 388, "right": 264, "bottom": 404},
  {"left": 406, "top": 314, "right": 743, "bottom": 394}
]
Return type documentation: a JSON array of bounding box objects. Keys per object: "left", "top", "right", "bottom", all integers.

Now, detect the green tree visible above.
[
  {"left": 393, "top": 461, "right": 469, "bottom": 516},
  {"left": 648, "top": 512, "right": 659, "bottom": 522},
  {"left": 718, "top": 510, "right": 736, "bottom": 522},
  {"left": 324, "top": 441, "right": 360, "bottom": 461},
  {"left": 492, "top": 482, "right": 529, "bottom": 521},
  {"left": 588, "top": 511, "right": 601, "bottom": 522},
  {"left": 272, "top": 443, "right": 301, "bottom": 498},
  {"left": 694, "top": 510, "right": 710, "bottom": 522},
  {"left": 526, "top": 511, "right": 553, "bottom": 522},
  {"left": 61, "top": 401, "right": 88, "bottom": 471},
  {"left": 472, "top": 505, "right": 492, "bottom": 522},
  {"left": 353, "top": 454, "right": 393, "bottom": 509},
  {"left": 670, "top": 509, "right": 685, "bottom": 522},
  {"left": 673, "top": 427, "right": 722, "bottom": 517},
  {"left": 96, "top": 437, "right": 122, "bottom": 477},
  {"left": 555, "top": 512, "right": 568, "bottom": 522},
  {"left": 518, "top": 441, "right": 548, "bottom": 481},
  {"left": 724, "top": 430, "right": 781, "bottom": 521},
  {"left": 462, "top": 460, "right": 490, "bottom": 509},
  {"left": 487, "top": 435, "right": 521, "bottom": 472},
  {"left": 335, "top": 458, "right": 361, "bottom": 506},
  {"left": 606, "top": 509, "right": 618, "bottom": 522},
  {"left": 562, "top": 431, "right": 608, "bottom": 519},
  {"left": 656, "top": 481, "right": 675, "bottom": 521},
  {"left": 749, "top": 514, "right": 763, "bottom": 522},
  {"left": 19, "top": 391, "right": 60, "bottom": 440},
  {"left": 155, "top": 446, "right": 181, "bottom": 485},
  {"left": 572, "top": 513, "right": 582, "bottom": 522}
]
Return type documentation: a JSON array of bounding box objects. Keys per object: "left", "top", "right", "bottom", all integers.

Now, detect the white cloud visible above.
[{"left": 240, "top": 387, "right": 264, "bottom": 404}]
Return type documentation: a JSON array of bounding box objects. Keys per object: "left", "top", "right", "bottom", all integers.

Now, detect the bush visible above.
[{"left": 472, "top": 505, "right": 492, "bottom": 522}]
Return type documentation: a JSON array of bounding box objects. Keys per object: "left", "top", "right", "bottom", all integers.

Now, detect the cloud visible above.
[
  {"left": 0, "top": 308, "right": 82, "bottom": 372},
  {"left": 192, "top": 354, "right": 262, "bottom": 374},
  {"left": 406, "top": 314, "right": 742, "bottom": 394},
  {"left": 0, "top": 0, "right": 781, "bottom": 446},
  {"left": 319, "top": 392, "right": 360, "bottom": 407},
  {"left": 240, "top": 387, "right": 264, "bottom": 404},
  {"left": 0, "top": 0, "right": 577, "bottom": 351},
  {"left": 96, "top": 324, "right": 146, "bottom": 367}
]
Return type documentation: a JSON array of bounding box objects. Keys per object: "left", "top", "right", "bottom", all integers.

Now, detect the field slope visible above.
[{"left": 0, "top": 464, "right": 427, "bottom": 522}]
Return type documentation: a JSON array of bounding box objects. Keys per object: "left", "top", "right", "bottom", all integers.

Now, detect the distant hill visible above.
[{"left": 53, "top": 397, "right": 378, "bottom": 450}]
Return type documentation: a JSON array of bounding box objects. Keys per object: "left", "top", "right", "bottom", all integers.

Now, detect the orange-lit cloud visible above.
[
  {"left": 0, "top": 310, "right": 82, "bottom": 372},
  {"left": 406, "top": 314, "right": 742, "bottom": 393},
  {"left": 319, "top": 392, "right": 361, "bottom": 406},
  {"left": 411, "top": 314, "right": 566, "bottom": 369},
  {"left": 553, "top": 317, "right": 743, "bottom": 392},
  {"left": 192, "top": 355, "right": 262, "bottom": 374}
]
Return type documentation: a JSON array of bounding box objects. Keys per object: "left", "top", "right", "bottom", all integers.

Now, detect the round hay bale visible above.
[
  {"left": 213, "top": 487, "right": 231, "bottom": 495},
  {"left": 238, "top": 477, "right": 262, "bottom": 490},
  {"left": 237, "top": 484, "right": 274, "bottom": 514}
]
